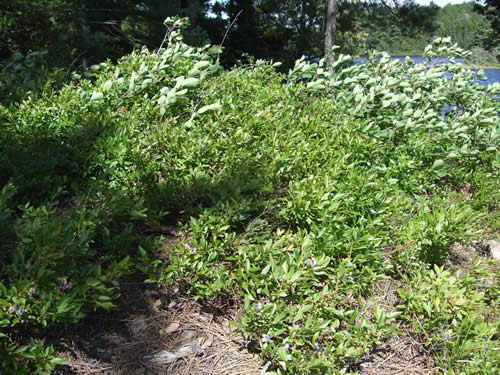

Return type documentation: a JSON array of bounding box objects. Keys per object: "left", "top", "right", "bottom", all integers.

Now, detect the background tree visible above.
[
  {"left": 474, "top": 0, "right": 499, "bottom": 48},
  {"left": 1, "top": 0, "right": 498, "bottom": 75},
  {"left": 324, "top": 0, "right": 337, "bottom": 66},
  {"left": 0, "top": 0, "right": 82, "bottom": 64},
  {"left": 437, "top": 3, "right": 491, "bottom": 50},
  {"left": 0, "top": 0, "right": 214, "bottom": 68}
]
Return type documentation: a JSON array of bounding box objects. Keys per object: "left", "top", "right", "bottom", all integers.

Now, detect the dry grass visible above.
[
  {"left": 357, "top": 333, "right": 437, "bottom": 375},
  {"left": 52, "top": 228, "right": 262, "bottom": 375},
  {"left": 355, "top": 279, "right": 438, "bottom": 375},
  {"left": 54, "top": 272, "right": 262, "bottom": 375}
]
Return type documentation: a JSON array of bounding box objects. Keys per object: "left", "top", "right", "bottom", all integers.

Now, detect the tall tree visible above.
[
  {"left": 437, "top": 3, "right": 491, "bottom": 50},
  {"left": 0, "top": 0, "right": 82, "bottom": 63},
  {"left": 324, "top": 0, "right": 337, "bottom": 67},
  {"left": 474, "top": 0, "right": 499, "bottom": 47},
  {"left": 0, "top": 0, "right": 214, "bottom": 68}
]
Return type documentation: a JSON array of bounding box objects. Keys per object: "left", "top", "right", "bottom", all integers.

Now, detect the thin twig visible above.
[
  {"left": 217, "top": 10, "right": 243, "bottom": 64},
  {"left": 373, "top": 350, "right": 398, "bottom": 370},
  {"left": 260, "top": 361, "right": 272, "bottom": 374},
  {"left": 159, "top": 24, "right": 175, "bottom": 52}
]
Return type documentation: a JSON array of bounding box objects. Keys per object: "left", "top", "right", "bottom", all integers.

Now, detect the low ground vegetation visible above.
[{"left": 0, "top": 19, "right": 499, "bottom": 374}]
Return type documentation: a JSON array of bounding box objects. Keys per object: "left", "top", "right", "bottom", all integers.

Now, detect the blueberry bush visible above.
[{"left": 1, "top": 18, "right": 498, "bottom": 374}]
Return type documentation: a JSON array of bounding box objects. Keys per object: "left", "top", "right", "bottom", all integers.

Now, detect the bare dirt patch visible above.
[
  {"left": 53, "top": 274, "right": 262, "bottom": 375},
  {"left": 358, "top": 239, "right": 499, "bottom": 375},
  {"left": 358, "top": 333, "right": 437, "bottom": 375},
  {"left": 363, "top": 279, "right": 400, "bottom": 311},
  {"left": 445, "top": 242, "right": 492, "bottom": 272},
  {"left": 49, "top": 227, "right": 262, "bottom": 375},
  {"left": 356, "top": 279, "right": 437, "bottom": 375}
]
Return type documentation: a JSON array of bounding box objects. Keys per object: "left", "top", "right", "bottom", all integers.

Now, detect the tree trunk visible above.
[
  {"left": 324, "top": 0, "right": 337, "bottom": 68},
  {"left": 81, "top": 0, "right": 87, "bottom": 70}
]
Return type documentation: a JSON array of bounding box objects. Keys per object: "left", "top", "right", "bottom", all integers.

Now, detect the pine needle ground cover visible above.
[{"left": 1, "top": 19, "right": 499, "bottom": 374}]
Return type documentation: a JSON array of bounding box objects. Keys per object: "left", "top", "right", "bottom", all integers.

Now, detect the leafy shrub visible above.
[
  {"left": 289, "top": 38, "right": 499, "bottom": 187},
  {"left": 0, "top": 50, "right": 67, "bottom": 105},
  {"left": 0, "top": 18, "right": 498, "bottom": 373},
  {"left": 393, "top": 196, "right": 479, "bottom": 265},
  {"left": 399, "top": 263, "right": 499, "bottom": 374},
  {"left": 466, "top": 46, "right": 500, "bottom": 67}
]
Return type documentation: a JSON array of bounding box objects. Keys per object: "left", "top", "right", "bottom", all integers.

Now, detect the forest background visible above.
[{"left": 1, "top": 0, "right": 499, "bottom": 93}]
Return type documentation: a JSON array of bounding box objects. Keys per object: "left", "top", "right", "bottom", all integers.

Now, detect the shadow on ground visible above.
[{"left": 53, "top": 249, "right": 262, "bottom": 375}]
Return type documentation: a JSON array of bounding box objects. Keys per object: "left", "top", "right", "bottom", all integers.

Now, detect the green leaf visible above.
[
  {"left": 432, "top": 159, "right": 445, "bottom": 169},
  {"left": 141, "top": 79, "right": 152, "bottom": 89},
  {"left": 294, "top": 304, "right": 313, "bottom": 322},
  {"left": 181, "top": 77, "right": 200, "bottom": 89},
  {"left": 103, "top": 80, "right": 113, "bottom": 91},
  {"left": 57, "top": 297, "right": 70, "bottom": 314},
  {"left": 158, "top": 95, "right": 167, "bottom": 106},
  {"left": 192, "top": 61, "right": 210, "bottom": 71},
  {"left": 14, "top": 345, "right": 28, "bottom": 353},
  {"left": 198, "top": 101, "right": 222, "bottom": 114},
  {"left": 50, "top": 357, "right": 69, "bottom": 365},
  {"left": 261, "top": 264, "right": 271, "bottom": 275},
  {"left": 306, "top": 357, "right": 326, "bottom": 369},
  {"left": 90, "top": 92, "right": 104, "bottom": 101},
  {"left": 95, "top": 301, "right": 116, "bottom": 309}
]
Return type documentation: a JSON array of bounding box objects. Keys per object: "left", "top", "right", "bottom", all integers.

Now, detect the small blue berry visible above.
[
  {"left": 186, "top": 244, "right": 196, "bottom": 254},
  {"left": 254, "top": 302, "right": 263, "bottom": 313},
  {"left": 314, "top": 343, "right": 320, "bottom": 351},
  {"left": 277, "top": 275, "right": 283, "bottom": 281}
]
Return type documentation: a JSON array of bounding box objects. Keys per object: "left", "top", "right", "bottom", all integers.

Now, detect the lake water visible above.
[{"left": 354, "top": 56, "right": 500, "bottom": 86}]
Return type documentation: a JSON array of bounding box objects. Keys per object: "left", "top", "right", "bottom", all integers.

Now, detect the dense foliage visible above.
[
  {"left": 1, "top": 18, "right": 499, "bottom": 374},
  {"left": 0, "top": 0, "right": 212, "bottom": 63},
  {"left": 1, "top": 1, "right": 499, "bottom": 79}
]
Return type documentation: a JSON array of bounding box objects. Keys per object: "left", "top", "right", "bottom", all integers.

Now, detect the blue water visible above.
[
  {"left": 354, "top": 56, "right": 500, "bottom": 86},
  {"left": 478, "top": 69, "right": 500, "bottom": 85}
]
